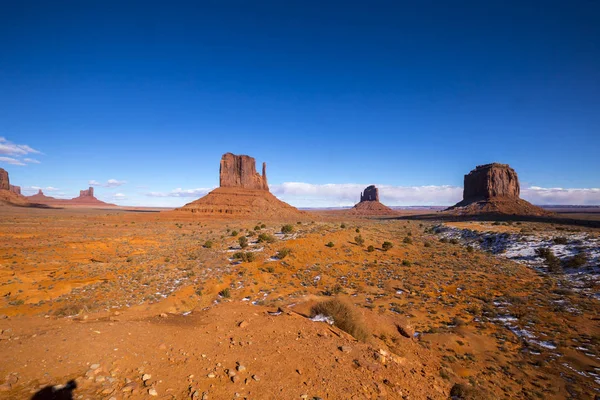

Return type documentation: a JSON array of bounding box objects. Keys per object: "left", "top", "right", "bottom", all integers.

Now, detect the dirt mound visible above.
[
  {"left": 446, "top": 163, "right": 551, "bottom": 216},
  {"left": 175, "top": 187, "right": 305, "bottom": 218}
]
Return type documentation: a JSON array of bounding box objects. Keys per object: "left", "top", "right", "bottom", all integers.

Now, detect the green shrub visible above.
[
  {"left": 553, "top": 236, "right": 568, "bottom": 245},
  {"left": 325, "top": 241, "right": 335, "bottom": 248},
  {"left": 566, "top": 253, "right": 587, "bottom": 268},
  {"left": 424, "top": 242, "right": 431, "bottom": 248},
  {"left": 367, "top": 245, "right": 375, "bottom": 252},
  {"left": 254, "top": 225, "right": 261, "bottom": 231},
  {"left": 340, "top": 223, "right": 346, "bottom": 229},
  {"left": 276, "top": 248, "right": 291, "bottom": 259},
  {"left": 403, "top": 236, "right": 412, "bottom": 244},
  {"left": 204, "top": 240, "right": 213, "bottom": 249},
  {"left": 281, "top": 224, "right": 294, "bottom": 234},
  {"left": 402, "top": 260, "right": 411, "bottom": 266},
  {"left": 257, "top": 233, "right": 276, "bottom": 243},
  {"left": 232, "top": 252, "right": 256, "bottom": 262},
  {"left": 449, "top": 238, "right": 459, "bottom": 245},
  {"left": 219, "top": 288, "right": 231, "bottom": 298},
  {"left": 382, "top": 241, "right": 393, "bottom": 251},
  {"left": 535, "top": 247, "right": 561, "bottom": 273},
  {"left": 355, "top": 235, "right": 365, "bottom": 246},
  {"left": 238, "top": 236, "right": 248, "bottom": 249},
  {"left": 260, "top": 224, "right": 266, "bottom": 229},
  {"left": 310, "top": 298, "right": 369, "bottom": 341},
  {"left": 231, "top": 230, "right": 238, "bottom": 236},
  {"left": 466, "top": 245, "right": 474, "bottom": 253},
  {"left": 355, "top": 228, "right": 360, "bottom": 233}
]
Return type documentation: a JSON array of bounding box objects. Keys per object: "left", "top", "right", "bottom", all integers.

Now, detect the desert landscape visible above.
[
  {"left": 2, "top": 3, "right": 599, "bottom": 399},
  {"left": 1, "top": 155, "right": 598, "bottom": 400}
]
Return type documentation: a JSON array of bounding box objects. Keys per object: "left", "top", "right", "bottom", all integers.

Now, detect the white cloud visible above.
[
  {"left": 146, "top": 187, "right": 214, "bottom": 198},
  {"left": 522, "top": 186, "right": 600, "bottom": 205},
  {"left": 0, "top": 156, "right": 26, "bottom": 166},
  {"left": 271, "top": 182, "right": 463, "bottom": 207},
  {"left": 114, "top": 193, "right": 126, "bottom": 198},
  {"left": 0, "top": 137, "right": 41, "bottom": 156},
  {"left": 89, "top": 179, "right": 127, "bottom": 187},
  {"left": 23, "top": 158, "right": 41, "bottom": 164}
]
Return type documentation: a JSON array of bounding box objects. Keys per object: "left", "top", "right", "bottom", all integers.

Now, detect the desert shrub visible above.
[
  {"left": 281, "top": 224, "right": 294, "bottom": 234},
  {"left": 492, "top": 221, "right": 501, "bottom": 226},
  {"left": 219, "top": 288, "right": 231, "bottom": 298},
  {"left": 466, "top": 245, "right": 474, "bottom": 253},
  {"left": 310, "top": 298, "right": 369, "bottom": 341},
  {"left": 367, "top": 245, "right": 375, "bottom": 252},
  {"left": 382, "top": 241, "right": 393, "bottom": 251},
  {"left": 340, "top": 223, "right": 346, "bottom": 229},
  {"left": 535, "top": 247, "right": 561, "bottom": 273},
  {"left": 325, "top": 241, "right": 335, "bottom": 247},
  {"left": 566, "top": 252, "right": 587, "bottom": 268},
  {"left": 449, "top": 238, "right": 459, "bottom": 245},
  {"left": 203, "top": 240, "right": 213, "bottom": 249},
  {"left": 257, "top": 233, "right": 276, "bottom": 243},
  {"left": 247, "top": 230, "right": 255, "bottom": 237},
  {"left": 276, "top": 248, "right": 291, "bottom": 259},
  {"left": 238, "top": 236, "right": 248, "bottom": 249},
  {"left": 403, "top": 236, "right": 412, "bottom": 244},
  {"left": 231, "top": 230, "right": 238, "bottom": 236},
  {"left": 424, "top": 242, "right": 432, "bottom": 248},
  {"left": 402, "top": 260, "right": 411, "bottom": 266},
  {"left": 232, "top": 252, "right": 256, "bottom": 262},
  {"left": 355, "top": 235, "right": 365, "bottom": 246},
  {"left": 449, "top": 383, "right": 488, "bottom": 400},
  {"left": 440, "top": 237, "right": 448, "bottom": 243},
  {"left": 553, "top": 236, "right": 568, "bottom": 245},
  {"left": 355, "top": 228, "right": 360, "bottom": 233},
  {"left": 266, "top": 266, "right": 275, "bottom": 273},
  {"left": 260, "top": 223, "right": 266, "bottom": 228},
  {"left": 254, "top": 225, "right": 261, "bottom": 231}
]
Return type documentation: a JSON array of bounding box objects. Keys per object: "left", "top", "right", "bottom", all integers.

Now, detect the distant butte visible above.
[
  {"left": 347, "top": 185, "right": 395, "bottom": 215},
  {"left": 445, "top": 163, "right": 551, "bottom": 216},
  {"left": 26, "top": 186, "right": 116, "bottom": 207},
  {"left": 176, "top": 153, "right": 304, "bottom": 218}
]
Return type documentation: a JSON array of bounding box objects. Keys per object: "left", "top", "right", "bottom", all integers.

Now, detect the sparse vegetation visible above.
[
  {"left": 566, "top": 252, "right": 587, "bottom": 268},
  {"left": 325, "top": 241, "right": 335, "bottom": 247},
  {"left": 367, "top": 245, "right": 375, "bottom": 252},
  {"left": 535, "top": 247, "right": 561, "bottom": 273},
  {"left": 354, "top": 235, "right": 364, "bottom": 246},
  {"left": 553, "top": 236, "right": 568, "bottom": 245},
  {"left": 238, "top": 236, "right": 248, "bottom": 249},
  {"left": 382, "top": 241, "right": 393, "bottom": 251},
  {"left": 281, "top": 224, "right": 294, "bottom": 234},
  {"left": 231, "top": 230, "right": 238, "bottom": 236},
  {"left": 203, "top": 240, "right": 213, "bottom": 249},
  {"left": 257, "top": 233, "right": 276, "bottom": 243},
  {"left": 403, "top": 236, "right": 412, "bottom": 244},
  {"left": 310, "top": 298, "right": 369, "bottom": 341},
  {"left": 232, "top": 252, "right": 256, "bottom": 262},
  {"left": 218, "top": 288, "right": 231, "bottom": 298},
  {"left": 276, "top": 248, "right": 291, "bottom": 259}
]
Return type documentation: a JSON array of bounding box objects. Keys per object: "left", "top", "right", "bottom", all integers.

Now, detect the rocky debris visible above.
[
  {"left": 220, "top": 153, "right": 268, "bottom": 191},
  {"left": 9, "top": 185, "right": 21, "bottom": 195},
  {"left": 446, "top": 163, "right": 551, "bottom": 216},
  {"left": 176, "top": 153, "right": 305, "bottom": 218},
  {"left": 0, "top": 168, "right": 9, "bottom": 190},
  {"left": 347, "top": 185, "right": 394, "bottom": 215},
  {"left": 360, "top": 185, "right": 379, "bottom": 202}
]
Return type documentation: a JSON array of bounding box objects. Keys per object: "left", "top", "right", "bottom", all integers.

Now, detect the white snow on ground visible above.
[
  {"left": 436, "top": 225, "right": 600, "bottom": 298},
  {"left": 310, "top": 314, "right": 334, "bottom": 325}
]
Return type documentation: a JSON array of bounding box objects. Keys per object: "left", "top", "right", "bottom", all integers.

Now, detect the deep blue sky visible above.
[{"left": 1, "top": 1, "right": 599, "bottom": 206}]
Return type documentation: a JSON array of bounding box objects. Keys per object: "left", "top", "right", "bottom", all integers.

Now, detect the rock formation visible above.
[
  {"left": 347, "top": 185, "right": 394, "bottom": 215},
  {"left": 9, "top": 185, "right": 21, "bottom": 195},
  {"left": 360, "top": 185, "right": 379, "bottom": 202},
  {"left": 79, "top": 187, "right": 94, "bottom": 197},
  {"left": 0, "top": 168, "right": 9, "bottom": 191},
  {"left": 446, "top": 163, "right": 550, "bottom": 216},
  {"left": 0, "top": 168, "right": 32, "bottom": 206},
  {"left": 219, "top": 153, "right": 268, "bottom": 190},
  {"left": 176, "top": 153, "right": 304, "bottom": 218}
]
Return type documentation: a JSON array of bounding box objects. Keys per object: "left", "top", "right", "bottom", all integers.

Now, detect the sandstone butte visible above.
[
  {"left": 0, "top": 168, "right": 32, "bottom": 206},
  {"left": 175, "top": 153, "right": 305, "bottom": 218},
  {"left": 347, "top": 185, "right": 395, "bottom": 215},
  {"left": 25, "top": 186, "right": 116, "bottom": 207},
  {"left": 445, "top": 163, "right": 551, "bottom": 216}
]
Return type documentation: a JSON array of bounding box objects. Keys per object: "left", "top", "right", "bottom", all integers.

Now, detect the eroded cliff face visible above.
[
  {"left": 219, "top": 153, "right": 268, "bottom": 191},
  {"left": 360, "top": 185, "right": 379, "bottom": 202},
  {"left": 0, "top": 168, "right": 9, "bottom": 191},
  {"left": 463, "top": 163, "right": 520, "bottom": 201},
  {"left": 79, "top": 187, "right": 94, "bottom": 197},
  {"left": 9, "top": 185, "right": 21, "bottom": 195}
]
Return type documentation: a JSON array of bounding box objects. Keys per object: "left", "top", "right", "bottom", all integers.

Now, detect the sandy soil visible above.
[{"left": 1, "top": 207, "right": 599, "bottom": 399}]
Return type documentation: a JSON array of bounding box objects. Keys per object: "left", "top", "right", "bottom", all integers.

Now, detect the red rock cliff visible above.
[
  {"left": 219, "top": 153, "right": 268, "bottom": 191},
  {"left": 463, "top": 163, "right": 520, "bottom": 201},
  {"left": 359, "top": 185, "right": 379, "bottom": 202},
  {"left": 0, "top": 168, "right": 9, "bottom": 191}
]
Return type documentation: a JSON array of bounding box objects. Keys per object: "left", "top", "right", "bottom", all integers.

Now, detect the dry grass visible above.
[{"left": 310, "top": 298, "right": 369, "bottom": 341}]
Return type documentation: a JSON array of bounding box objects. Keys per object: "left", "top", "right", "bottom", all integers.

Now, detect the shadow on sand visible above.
[{"left": 31, "top": 380, "right": 76, "bottom": 400}]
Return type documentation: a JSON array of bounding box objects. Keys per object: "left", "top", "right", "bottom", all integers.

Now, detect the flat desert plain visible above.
[{"left": 1, "top": 207, "right": 599, "bottom": 399}]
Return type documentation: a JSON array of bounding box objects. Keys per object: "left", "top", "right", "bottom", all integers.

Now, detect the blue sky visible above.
[{"left": 1, "top": 1, "right": 599, "bottom": 207}]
